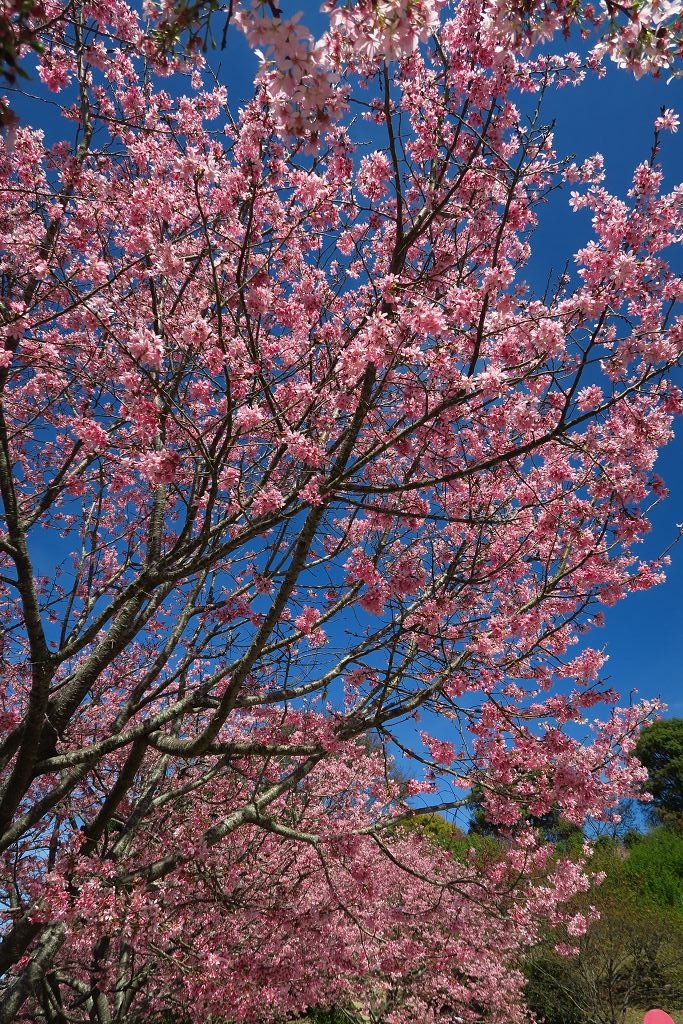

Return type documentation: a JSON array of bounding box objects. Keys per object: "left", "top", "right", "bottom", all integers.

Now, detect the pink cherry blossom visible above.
[{"left": 655, "top": 107, "right": 680, "bottom": 133}]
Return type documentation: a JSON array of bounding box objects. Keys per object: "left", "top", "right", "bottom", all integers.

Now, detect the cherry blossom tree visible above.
[
  {"left": 9, "top": 738, "right": 607, "bottom": 1024},
  {"left": 1, "top": 0, "right": 683, "bottom": 1020}
]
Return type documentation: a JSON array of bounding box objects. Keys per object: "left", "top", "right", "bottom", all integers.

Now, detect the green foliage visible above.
[
  {"left": 635, "top": 719, "right": 683, "bottom": 831},
  {"left": 402, "top": 811, "right": 504, "bottom": 864},
  {"left": 524, "top": 824, "right": 683, "bottom": 1024},
  {"left": 466, "top": 783, "right": 500, "bottom": 837},
  {"left": 306, "top": 1008, "right": 364, "bottom": 1024},
  {"left": 525, "top": 952, "right": 592, "bottom": 1024},
  {"left": 619, "top": 828, "right": 683, "bottom": 914},
  {"left": 534, "top": 810, "right": 585, "bottom": 855},
  {"left": 403, "top": 812, "right": 467, "bottom": 847},
  {"left": 525, "top": 895, "right": 683, "bottom": 1024}
]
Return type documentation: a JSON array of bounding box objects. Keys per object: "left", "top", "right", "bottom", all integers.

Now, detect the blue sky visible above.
[{"left": 535, "top": 65, "right": 683, "bottom": 720}]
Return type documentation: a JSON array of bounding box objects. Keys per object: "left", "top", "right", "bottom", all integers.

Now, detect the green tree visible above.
[
  {"left": 525, "top": 829, "right": 683, "bottom": 1024},
  {"left": 619, "top": 828, "right": 683, "bottom": 913},
  {"left": 635, "top": 720, "right": 683, "bottom": 831},
  {"left": 526, "top": 898, "right": 683, "bottom": 1024}
]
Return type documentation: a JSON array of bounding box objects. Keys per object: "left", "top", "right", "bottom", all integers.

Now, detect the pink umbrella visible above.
[{"left": 644, "top": 1010, "right": 676, "bottom": 1024}]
